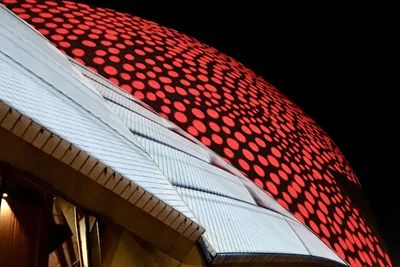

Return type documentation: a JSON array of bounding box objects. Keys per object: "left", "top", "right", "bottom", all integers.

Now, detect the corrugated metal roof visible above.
[{"left": 77, "top": 59, "right": 347, "bottom": 266}]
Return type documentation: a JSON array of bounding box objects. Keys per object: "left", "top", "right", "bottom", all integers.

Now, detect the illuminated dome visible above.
[{"left": 0, "top": 1, "right": 392, "bottom": 266}]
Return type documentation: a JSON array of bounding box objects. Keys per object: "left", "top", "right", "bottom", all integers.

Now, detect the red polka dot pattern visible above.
[{"left": 2, "top": 0, "right": 391, "bottom": 266}]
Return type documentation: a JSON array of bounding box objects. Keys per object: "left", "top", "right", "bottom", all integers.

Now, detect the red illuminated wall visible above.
[{"left": 1, "top": 0, "right": 392, "bottom": 266}]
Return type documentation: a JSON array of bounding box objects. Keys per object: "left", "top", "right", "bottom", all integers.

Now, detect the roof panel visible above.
[{"left": 0, "top": 5, "right": 200, "bottom": 229}]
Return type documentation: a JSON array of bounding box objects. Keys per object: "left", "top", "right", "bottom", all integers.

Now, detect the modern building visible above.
[{"left": 0, "top": 1, "right": 392, "bottom": 267}]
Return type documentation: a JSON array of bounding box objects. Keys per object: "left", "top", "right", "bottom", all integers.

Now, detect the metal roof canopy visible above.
[
  {"left": 0, "top": 4, "right": 203, "bottom": 260},
  {"left": 0, "top": 4, "right": 348, "bottom": 266}
]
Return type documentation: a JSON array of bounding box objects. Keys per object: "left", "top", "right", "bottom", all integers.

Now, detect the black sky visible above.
[{"left": 85, "top": 0, "right": 399, "bottom": 264}]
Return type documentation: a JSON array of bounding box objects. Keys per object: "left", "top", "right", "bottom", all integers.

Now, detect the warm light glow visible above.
[
  {"left": 0, "top": 197, "right": 12, "bottom": 220},
  {"left": 2, "top": 192, "right": 8, "bottom": 199}
]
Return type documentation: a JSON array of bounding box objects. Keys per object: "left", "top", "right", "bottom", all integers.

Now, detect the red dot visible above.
[
  {"left": 290, "top": 162, "right": 301, "bottom": 173},
  {"left": 281, "top": 163, "right": 292, "bottom": 174},
  {"left": 132, "top": 80, "right": 145, "bottom": 90},
  {"left": 227, "top": 138, "right": 239, "bottom": 150},
  {"left": 192, "top": 108, "right": 205, "bottom": 119},
  {"left": 174, "top": 101, "right": 186, "bottom": 112},
  {"left": 242, "top": 148, "right": 255, "bottom": 161},
  {"left": 72, "top": 48, "right": 85, "bottom": 57},
  {"left": 168, "top": 70, "right": 179, "bottom": 77},
  {"left": 164, "top": 85, "right": 175, "bottom": 93},
  {"left": 238, "top": 158, "right": 250, "bottom": 171},
  {"left": 234, "top": 131, "right": 247, "bottom": 143},
  {"left": 160, "top": 76, "right": 172, "bottom": 84},
  {"left": 241, "top": 125, "right": 252, "bottom": 135},
  {"left": 271, "top": 147, "right": 282, "bottom": 158},
  {"left": 120, "top": 72, "right": 131, "bottom": 80},
  {"left": 255, "top": 137, "right": 266, "bottom": 148},
  {"left": 145, "top": 58, "right": 156, "bottom": 65},
  {"left": 104, "top": 65, "right": 117, "bottom": 76},
  {"left": 334, "top": 243, "right": 345, "bottom": 259},
  {"left": 105, "top": 33, "right": 117, "bottom": 41},
  {"left": 317, "top": 210, "right": 327, "bottom": 224},
  {"left": 133, "top": 91, "right": 144, "bottom": 100},
  {"left": 321, "top": 224, "right": 331, "bottom": 238},
  {"left": 304, "top": 201, "right": 314, "bottom": 213},
  {"left": 282, "top": 192, "right": 292, "bottom": 204},
  {"left": 270, "top": 172, "right": 280, "bottom": 184},
  {"left": 56, "top": 28, "right": 68, "bottom": 35},
  {"left": 267, "top": 155, "right": 280, "bottom": 167},
  {"left": 200, "top": 136, "right": 211, "bottom": 146},
  {"left": 257, "top": 155, "right": 268, "bottom": 167},
  {"left": 108, "top": 78, "right": 119, "bottom": 86},
  {"left": 125, "top": 53, "right": 135, "bottom": 60},
  {"left": 187, "top": 126, "right": 198, "bottom": 136},
  {"left": 223, "top": 147, "right": 234, "bottom": 158},
  {"left": 204, "top": 83, "right": 216, "bottom": 92},
  {"left": 121, "top": 84, "right": 132, "bottom": 93},
  {"left": 207, "top": 108, "right": 219, "bottom": 119},
  {"left": 146, "top": 92, "right": 156, "bottom": 101},
  {"left": 51, "top": 34, "right": 64, "bottom": 41},
  {"left": 156, "top": 90, "right": 166, "bottom": 100},
  {"left": 266, "top": 181, "right": 278, "bottom": 195},
  {"left": 309, "top": 220, "right": 320, "bottom": 234},
  {"left": 82, "top": 40, "right": 96, "bottom": 47},
  {"left": 298, "top": 203, "right": 309, "bottom": 218},
  {"left": 189, "top": 88, "right": 200, "bottom": 96},
  {"left": 222, "top": 116, "right": 235, "bottom": 127},
  {"left": 134, "top": 48, "right": 145, "bottom": 56},
  {"left": 174, "top": 112, "right": 187, "bottom": 123},
  {"left": 278, "top": 170, "right": 288, "bottom": 181},
  {"left": 93, "top": 57, "right": 104, "bottom": 64},
  {"left": 95, "top": 49, "right": 106, "bottom": 56},
  {"left": 294, "top": 174, "right": 305, "bottom": 187},
  {"left": 288, "top": 185, "right": 298, "bottom": 198},
  {"left": 161, "top": 105, "right": 171, "bottom": 114},
  {"left": 197, "top": 74, "right": 208, "bottom": 82},
  {"left": 109, "top": 55, "right": 120, "bottom": 63},
  {"left": 193, "top": 120, "right": 206, "bottom": 133},
  {"left": 149, "top": 80, "right": 160, "bottom": 89},
  {"left": 19, "top": 13, "right": 30, "bottom": 20},
  {"left": 12, "top": 7, "right": 25, "bottom": 13},
  {"left": 209, "top": 121, "right": 220, "bottom": 132},
  {"left": 254, "top": 165, "right": 265, "bottom": 177},
  {"left": 176, "top": 87, "right": 188, "bottom": 96},
  {"left": 135, "top": 62, "right": 146, "bottom": 70},
  {"left": 294, "top": 212, "right": 305, "bottom": 224},
  {"left": 249, "top": 142, "right": 259, "bottom": 152},
  {"left": 211, "top": 134, "right": 223, "bottom": 145},
  {"left": 123, "top": 63, "right": 134, "bottom": 72},
  {"left": 318, "top": 201, "right": 329, "bottom": 215},
  {"left": 254, "top": 178, "right": 264, "bottom": 188},
  {"left": 320, "top": 192, "right": 331, "bottom": 205},
  {"left": 39, "top": 12, "right": 53, "bottom": 18}
]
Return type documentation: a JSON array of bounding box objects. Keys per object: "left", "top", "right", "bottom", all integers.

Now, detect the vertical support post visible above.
[
  {"left": 91, "top": 219, "right": 102, "bottom": 267},
  {"left": 84, "top": 214, "right": 92, "bottom": 267},
  {"left": 74, "top": 206, "right": 84, "bottom": 267}
]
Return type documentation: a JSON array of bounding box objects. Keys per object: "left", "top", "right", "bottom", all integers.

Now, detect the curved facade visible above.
[{"left": 0, "top": 1, "right": 392, "bottom": 266}]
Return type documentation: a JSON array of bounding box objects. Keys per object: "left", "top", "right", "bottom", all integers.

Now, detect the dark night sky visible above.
[{"left": 86, "top": 0, "right": 399, "bottom": 264}]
